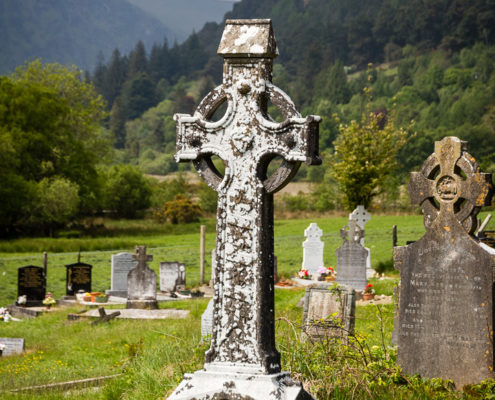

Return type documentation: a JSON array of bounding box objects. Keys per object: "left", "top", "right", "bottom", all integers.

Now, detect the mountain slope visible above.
[{"left": 0, "top": 0, "right": 175, "bottom": 74}]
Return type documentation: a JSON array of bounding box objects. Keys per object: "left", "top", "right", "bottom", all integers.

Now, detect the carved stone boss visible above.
[
  {"left": 395, "top": 136, "right": 495, "bottom": 386},
  {"left": 171, "top": 19, "right": 320, "bottom": 399}
]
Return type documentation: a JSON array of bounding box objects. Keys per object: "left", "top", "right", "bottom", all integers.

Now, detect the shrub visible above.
[{"left": 153, "top": 194, "right": 201, "bottom": 224}]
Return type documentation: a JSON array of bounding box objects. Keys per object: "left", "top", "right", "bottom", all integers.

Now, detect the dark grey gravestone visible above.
[
  {"left": 336, "top": 220, "right": 368, "bottom": 291},
  {"left": 107, "top": 252, "right": 137, "bottom": 297},
  {"left": 395, "top": 136, "right": 495, "bottom": 387},
  {"left": 159, "top": 262, "right": 180, "bottom": 293},
  {"left": 126, "top": 246, "right": 158, "bottom": 309},
  {"left": 302, "top": 285, "right": 355, "bottom": 341},
  {"left": 168, "top": 19, "right": 320, "bottom": 400},
  {"left": 65, "top": 262, "right": 92, "bottom": 296},
  {"left": 0, "top": 338, "right": 25, "bottom": 356},
  {"left": 17, "top": 266, "right": 45, "bottom": 306}
]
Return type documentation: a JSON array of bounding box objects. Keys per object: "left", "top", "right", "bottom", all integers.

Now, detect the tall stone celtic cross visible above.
[
  {"left": 171, "top": 19, "right": 319, "bottom": 400},
  {"left": 408, "top": 136, "right": 492, "bottom": 233}
]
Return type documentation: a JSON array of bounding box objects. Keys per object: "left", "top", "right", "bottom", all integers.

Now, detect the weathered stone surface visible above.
[
  {"left": 301, "top": 223, "right": 324, "bottom": 277},
  {"left": 65, "top": 262, "right": 92, "bottom": 296},
  {"left": 349, "top": 205, "right": 372, "bottom": 272},
  {"left": 159, "top": 262, "right": 180, "bottom": 292},
  {"left": 126, "top": 246, "right": 158, "bottom": 310},
  {"left": 201, "top": 298, "right": 214, "bottom": 338},
  {"left": 0, "top": 337, "right": 25, "bottom": 356},
  {"left": 302, "top": 285, "right": 355, "bottom": 341},
  {"left": 395, "top": 136, "right": 495, "bottom": 387},
  {"left": 17, "top": 266, "right": 45, "bottom": 306},
  {"left": 336, "top": 220, "right": 368, "bottom": 291},
  {"left": 169, "top": 18, "right": 319, "bottom": 400},
  {"left": 107, "top": 252, "right": 137, "bottom": 297}
]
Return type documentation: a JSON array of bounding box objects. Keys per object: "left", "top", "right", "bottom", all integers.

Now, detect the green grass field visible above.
[{"left": 0, "top": 213, "right": 493, "bottom": 399}]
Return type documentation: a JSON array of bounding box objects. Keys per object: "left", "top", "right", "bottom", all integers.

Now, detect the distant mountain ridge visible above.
[{"left": 0, "top": 0, "right": 176, "bottom": 74}]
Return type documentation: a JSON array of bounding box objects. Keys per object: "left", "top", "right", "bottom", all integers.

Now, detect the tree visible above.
[
  {"left": 121, "top": 72, "right": 156, "bottom": 119},
  {"left": 102, "top": 165, "right": 152, "bottom": 218},
  {"left": 11, "top": 60, "right": 110, "bottom": 213},
  {"left": 31, "top": 177, "right": 80, "bottom": 236},
  {"left": 330, "top": 95, "right": 410, "bottom": 210}
]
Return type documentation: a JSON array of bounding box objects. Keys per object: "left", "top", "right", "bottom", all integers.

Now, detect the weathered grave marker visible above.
[
  {"left": 302, "top": 285, "right": 355, "bottom": 342},
  {"left": 302, "top": 223, "right": 324, "bottom": 277},
  {"left": 17, "top": 266, "right": 45, "bottom": 306},
  {"left": 169, "top": 18, "right": 320, "bottom": 400},
  {"left": 349, "top": 205, "right": 372, "bottom": 272},
  {"left": 336, "top": 220, "right": 368, "bottom": 291},
  {"left": 0, "top": 338, "right": 25, "bottom": 356},
  {"left": 107, "top": 252, "right": 137, "bottom": 297},
  {"left": 394, "top": 136, "right": 494, "bottom": 387},
  {"left": 126, "top": 246, "right": 158, "bottom": 309},
  {"left": 159, "top": 262, "right": 186, "bottom": 292},
  {"left": 65, "top": 262, "right": 92, "bottom": 296},
  {"left": 90, "top": 307, "right": 121, "bottom": 325}
]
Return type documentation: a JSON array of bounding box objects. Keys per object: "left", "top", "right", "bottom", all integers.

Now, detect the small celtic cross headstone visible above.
[
  {"left": 126, "top": 246, "right": 158, "bottom": 310},
  {"left": 395, "top": 136, "right": 494, "bottom": 387},
  {"left": 169, "top": 19, "right": 320, "bottom": 400},
  {"left": 349, "top": 205, "right": 372, "bottom": 273}
]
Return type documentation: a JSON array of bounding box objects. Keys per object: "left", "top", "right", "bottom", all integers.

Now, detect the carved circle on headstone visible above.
[{"left": 435, "top": 175, "right": 458, "bottom": 201}]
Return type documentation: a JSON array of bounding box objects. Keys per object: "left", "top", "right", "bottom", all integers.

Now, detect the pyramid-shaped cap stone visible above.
[{"left": 217, "top": 19, "right": 278, "bottom": 58}]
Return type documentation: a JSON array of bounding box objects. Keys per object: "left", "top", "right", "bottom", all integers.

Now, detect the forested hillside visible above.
[
  {"left": 0, "top": 0, "right": 175, "bottom": 74},
  {"left": 90, "top": 0, "right": 495, "bottom": 188}
]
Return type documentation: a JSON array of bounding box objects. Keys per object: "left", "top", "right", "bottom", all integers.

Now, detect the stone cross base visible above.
[
  {"left": 168, "top": 367, "right": 314, "bottom": 400},
  {"left": 105, "top": 290, "right": 127, "bottom": 298},
  {"left": 126, "top": 299, "right": 158, "bottom": 309}
]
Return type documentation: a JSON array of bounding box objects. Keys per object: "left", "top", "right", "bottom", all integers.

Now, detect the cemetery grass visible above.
[
  {"left": 0, "top": 213, "right": 446, "bottom": 305},
  {"left": 1, "top": 292, "right": 491, "bottom": 399}
]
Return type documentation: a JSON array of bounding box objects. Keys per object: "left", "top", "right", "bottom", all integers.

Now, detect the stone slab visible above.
[
  {"left": 75, "top": 308, "right": 189, "bottom": 320},
  {"left": 109, "top": 252, "right": 137, "bottom": 296},
  {"left": 0, "top": 337, "right": 25, "bottom": 356}
]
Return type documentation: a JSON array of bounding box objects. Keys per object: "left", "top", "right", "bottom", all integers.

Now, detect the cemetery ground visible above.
[{"left": 0, "top": 213, "right": 494, "bottom": 399}]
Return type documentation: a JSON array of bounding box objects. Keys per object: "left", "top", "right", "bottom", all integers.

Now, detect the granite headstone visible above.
[
  {"left": 17, "top": 266, "right": 45, "bottom": 306},
  {"left": 349, "top": 205, "right": 372, "bottom": 273},
  {"left": 65, "top": 262, "right": 92, "bottom": 296},
  {"left": 394, "top": 136, "right": 495, "bottom": 387},
  {"left": 159, "top": 262, "right": 183, "bottom": 293},
  {"left": 107, "top": 252, "right": 137, "bottom": 297},
  {"left": 336, "top": 220, "right": 368, "bottom": 291}
]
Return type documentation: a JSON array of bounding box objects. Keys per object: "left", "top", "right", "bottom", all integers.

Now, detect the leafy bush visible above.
[
  {"left": 153, "top": 194, "right": 201, "bottom": 224},
  {"left": 101, "top": 164, "right": 152, "bottom": 218}
]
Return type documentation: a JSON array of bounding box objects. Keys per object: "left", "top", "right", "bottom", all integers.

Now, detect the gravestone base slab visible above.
[
  {"left": 7, "top": 305, "right": 42, "bottom": 318},
  {"left": 105, "top": 290, "right": 127, "bottom": 298},
  {"left": 168, "top": 367, "right": 314, "bottom": 400},
  {"left": 126, "top": 299, "right": 158, "bottom": 310}
]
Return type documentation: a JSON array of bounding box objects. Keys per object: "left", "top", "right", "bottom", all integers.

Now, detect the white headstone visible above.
[
  {"left": 302, "top": 223, "right": 324, "bottom": 277},
  {"left": 107, "top": 252, "right": 137, "bottom": 297},
  {"left": 201, "top": 298, "right": 214, "bottom": 338}
]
